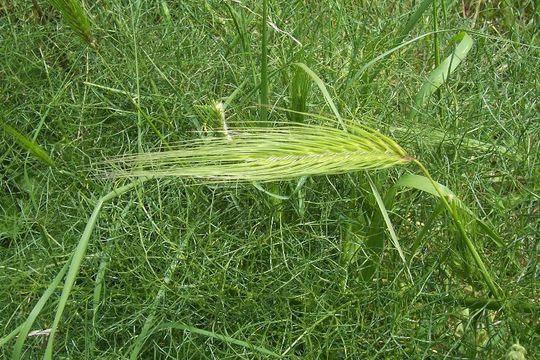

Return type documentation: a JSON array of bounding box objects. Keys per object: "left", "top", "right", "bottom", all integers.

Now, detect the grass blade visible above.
[
  {"left": 348, "top": 32, "right": 434, "bottom": 86},
  {"left": 288, "top": 62, "right": 311, "bottom": 123},
  {"left": 1, "top": 120, "right": 54, "bottom": 166},
  {"left": 1, "top": 258, "right": 70, "bottom": 356},
  {"left": 10, "top": 259, "right": 71, "bottom": 359},
  {"left": 252, "top": 176, "right": 307, "bottom": 200},
  {"left": 150, "top": 322, "right": 281, "bottom": 357},
  {"left": 414, "top": 31, "right": 474, "bottom": 109},
  {"left": 394, "top": 173, "right": 456, "bottom": 199},
  {"left": 367, "top": 175, "right": 410, "bottom": 279},
  {"left": 42, "top": 179, "right": 146, "bottom": 360},
  {"left": 393, "top": 172, "right": 507, "bottom": 250},
  {"left": 396, "top": 0, "right": 433, "bottom": 45},
  {"left": 410, "top": 163, "right": 501, "bottom": 298}
]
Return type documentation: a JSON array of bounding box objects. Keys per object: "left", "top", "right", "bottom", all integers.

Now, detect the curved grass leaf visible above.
[
  {"left": 392, "top": 173, "right": 504, "bottom": 248},
  {"left": 390, "top": 171, "right": 501, "bottom": 296},
  {"left": 104, "top": 122, "right": 412, "bottom": 181},
  {"left": 367, "top": 175, "right": 410, "bottom": 280},
  {"left": 294, "top": 63, "right": 346, "bottom": 130},
  {"left": 394, "top": 173, "right": 457, "bottom": 199}
]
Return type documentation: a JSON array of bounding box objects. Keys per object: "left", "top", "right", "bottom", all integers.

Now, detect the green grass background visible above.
[{"left": 1, "top": 0, "right": 539, "bottom": 358}]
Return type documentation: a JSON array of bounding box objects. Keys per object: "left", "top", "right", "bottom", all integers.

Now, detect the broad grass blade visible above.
[
  {"left": 395, "top": 173, "right": 456, "bottom": 199},
  {"left": 42, "top": 180, "right": 146, "bottom": 360},
  {"left": 393, "top": 174, "right": 501, "bottom": 244},
  {"left": 288, "top": 63, "right": 311, "bottom": 123},
  {"left": 7, "top": 259, "right": 70, "bottom": 359},
  {"left": 391, "top": 172, "right": 503, "bottom": 294},
  {"left": 414, "top": 31, "right": 474, "bottom": 109}
]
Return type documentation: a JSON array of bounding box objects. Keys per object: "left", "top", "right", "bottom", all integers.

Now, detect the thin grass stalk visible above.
[
  {"left": 129, "top": 256, "right": 181, "bottom": 359},
  {"left": 346, "top": 0, "right": 433, "bottom": 89},
  {"left": 432, "top": 0, "right": 443, "bottom": 119},
  {"left": 367, "top": 175, "right": 411, "bottom": 280},
  {"left": 84, "top": 56, "right": 171, "bottom": 149},
  {"left": 149, "top": 323, "right": 281, "bottom": 357},
  {"left": 224, "top": 3, "right": 257, "bottom": 87},
  {"left": 130, "top": 2, "right": 143, "bottom": 153},
  {"left": 440, "top": 0, "right": 447, "bottom": 22},
  {"left": 421, "top": 293, "right": 538, "bottom": 313},
  {"left": 432, "top": 0, "right": 441, "bottom": 68},
  {"left": 260, "top": 0, "right": 269, "bottom": 124}
]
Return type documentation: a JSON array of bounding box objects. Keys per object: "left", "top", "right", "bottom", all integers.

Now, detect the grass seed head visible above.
[{"left": 105, "top": 122, "right": 412, "bottom": 182}]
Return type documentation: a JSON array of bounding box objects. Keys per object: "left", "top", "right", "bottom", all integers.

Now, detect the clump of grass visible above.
[
  {"left": 2, "top": 1, "right": 538, "bottom": 358},
  {"left": 103, "top": 118, "right": 501, "bottom": 296}
]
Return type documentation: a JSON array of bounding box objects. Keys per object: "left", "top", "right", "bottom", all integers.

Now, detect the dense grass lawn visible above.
[{"left": 1, "top": 1, "right": 539, "bottom": 358}]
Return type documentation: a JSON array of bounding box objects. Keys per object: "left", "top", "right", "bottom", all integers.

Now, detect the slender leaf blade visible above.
[
  {"left": 367, "top": 176, "right": 409, "bottom": 276},
  {"left": 1, "top": 120, "right": 54, "bottom": 166}
]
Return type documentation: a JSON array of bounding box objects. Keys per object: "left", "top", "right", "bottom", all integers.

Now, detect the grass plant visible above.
[{"left": 1, "top": 1, "right": 538, "bottom": 358}]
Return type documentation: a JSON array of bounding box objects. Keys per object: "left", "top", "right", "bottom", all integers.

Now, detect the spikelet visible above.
[{"left": 104, "top": 122, "right": 412, "bottom": 182}]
